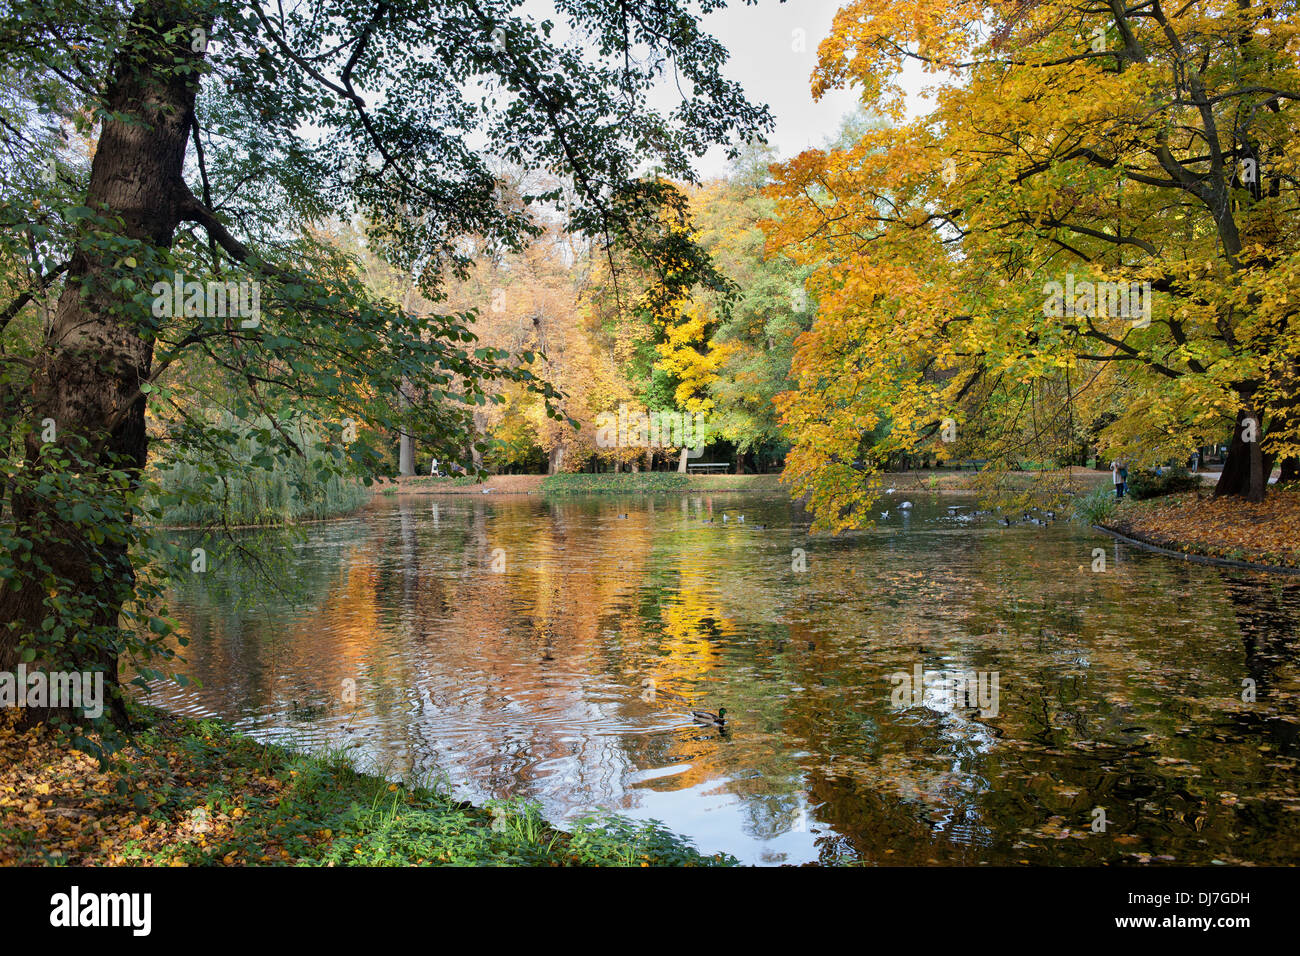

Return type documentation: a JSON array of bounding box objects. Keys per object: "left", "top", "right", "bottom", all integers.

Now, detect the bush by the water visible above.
[
  {"left": 151, "top": 417, "right": 370, "bottom": 527},
  {"left": 1126, "top": 465, "right": 1202, "bottom": 500},
  {"left": 1072, "top": 484, "right": 1119, "bottom": 525}
]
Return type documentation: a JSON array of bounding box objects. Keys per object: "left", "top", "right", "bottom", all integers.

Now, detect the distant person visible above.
[
  {"left": 1190, "top": 450, "right": 1200, "bottom": 473},
  {"left": 430, "top": 457, "right": 439, "bottom": 476},
  {"left": 1111, "top": 460, "right": 1124, "bottom": 499},
  {"left": 1118, "top": 462, "right": 1129, "bottom": 497}
]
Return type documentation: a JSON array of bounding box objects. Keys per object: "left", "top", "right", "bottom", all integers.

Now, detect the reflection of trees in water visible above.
[
  {"left": 1223, "top": 575, "right": 1300, "bottom": 698},
  {"left": 153, "top": 498, "right": 1300, "bottom": 863}
]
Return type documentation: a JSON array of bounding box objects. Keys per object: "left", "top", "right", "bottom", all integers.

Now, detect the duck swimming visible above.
[{"left": 691, "top": 707, "right": 727, "bottom": 728}]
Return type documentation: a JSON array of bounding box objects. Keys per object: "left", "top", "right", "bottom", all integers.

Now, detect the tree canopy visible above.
[{"left": 768, "top": 0, "right": 1300, "bottom": 529}]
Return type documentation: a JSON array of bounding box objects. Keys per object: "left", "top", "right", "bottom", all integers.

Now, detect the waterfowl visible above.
[
  {"left": 722, "top": 514, "right": 729, "bottom": 522},
  {"left": 899, "top": 501, "right": 913, "bottom": 510},
  {"left": 738, "top": 515, "right": 745, "bottom": 523},
  {"left": 880, "top": 510, "right": 890, "bottom": 519},
  {"left": 691, "top": 706, "right": 727, "bottom": 727}
]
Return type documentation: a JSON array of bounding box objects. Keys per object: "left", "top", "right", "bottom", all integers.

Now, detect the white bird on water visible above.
[
  {"left": 880, "top": 510, "right": 890, "bottom": 519},
  {"left": 900, "top": 501, "right": 913, "bottom": 510}
]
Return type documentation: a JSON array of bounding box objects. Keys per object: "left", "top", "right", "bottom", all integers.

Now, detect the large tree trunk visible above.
[
  {"left": 0, "top": 2, "right": 205, "bottom": 728},
  {"left": 1214, "top": 403, "right": 1271, "bottom": 502}
]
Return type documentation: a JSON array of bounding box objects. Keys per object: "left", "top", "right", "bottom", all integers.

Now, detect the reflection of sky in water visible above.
[{"left": 134, "top": 493, "right": 1300, "bottom": 865}]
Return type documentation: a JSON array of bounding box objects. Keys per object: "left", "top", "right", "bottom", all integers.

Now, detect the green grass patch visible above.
[
  {"left": 542, "top": 472, "right": 692, "bottom": 494},
  {"left": 403, "top": 475, "right": 480, "bottom": 487},
  {"left": 541, "top": 472, "right": 783, "bottom": 495},
  {"left": 1071, "top": 483, "right": 1120, "bottom": 525}
]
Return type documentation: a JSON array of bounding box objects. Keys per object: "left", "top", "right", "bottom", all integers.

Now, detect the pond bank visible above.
[
  {"left": 377, "top": 473, "right": 786, "bottom": 495},
  {"left": 0, "top": 708, "right": 733, "bottom": 867},
  {"left": 1099, "top": 488, "right": 1300, "bottom": 570},
  {"left": 376, "top": 467, "right": 1115, "bottom": 497}
]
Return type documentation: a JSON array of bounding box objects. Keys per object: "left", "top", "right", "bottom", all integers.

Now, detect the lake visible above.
[{"left": 141, "top": 492, "right": 1300, "bottom": 865}]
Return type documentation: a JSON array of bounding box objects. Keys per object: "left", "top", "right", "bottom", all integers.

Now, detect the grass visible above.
[
  {"left": 0, "top": 707, "right": 735, "bottom": 867},
  {"left": 543, "top": 472, "right": 691, "bottom": 494},
  {"left": 540, "top": 472, "right": 783, "bottom": 495},
  {"left": 402, "top": 475, "right": 480, "bottom": 487}
]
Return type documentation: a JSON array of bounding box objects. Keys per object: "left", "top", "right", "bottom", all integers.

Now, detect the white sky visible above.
[{"left": 692, "top": 0, "right": 934, "bottom": 177}]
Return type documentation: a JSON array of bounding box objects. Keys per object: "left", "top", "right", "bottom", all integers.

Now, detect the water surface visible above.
[{"left": 141, "top": 492, "right": 1300, "bottom": 865}]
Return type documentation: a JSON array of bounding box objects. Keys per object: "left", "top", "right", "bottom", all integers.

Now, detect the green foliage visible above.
[
  {"left": 403, "top": 475, "right": 479, "bottom": 488},
  {"left": 1126, "top": 466, "right": 1203, "bottom": 501},
  {"left": 565, "top": 814, "right": 735, "bottom": 867},
  {"left": 698, "top": 148, "right": 815, "bottom": 456}
]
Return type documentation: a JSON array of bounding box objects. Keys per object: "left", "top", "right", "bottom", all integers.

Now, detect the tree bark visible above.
[
  {"left": 1214, "top": 403, "right": 1270, "bottom": 502},
  {"left": 0, "top": 2, "right": 206, "bottom": 728},
  {"left": 398, "top": 376, "right": 415, "bottom": 475}
]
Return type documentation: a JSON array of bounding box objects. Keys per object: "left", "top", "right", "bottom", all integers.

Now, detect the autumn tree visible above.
[{"left": 771, "top": 0, "right": 1300, "bottom": 528}]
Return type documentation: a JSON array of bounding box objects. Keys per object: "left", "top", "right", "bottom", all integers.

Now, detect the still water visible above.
[{"left": 143, "top": 493, "right": 1300, "bottom": 865}]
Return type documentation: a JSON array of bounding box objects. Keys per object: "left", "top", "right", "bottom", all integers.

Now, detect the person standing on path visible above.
[{"left": 1112, "top": 460, "right": 1124, "bottom": 499}]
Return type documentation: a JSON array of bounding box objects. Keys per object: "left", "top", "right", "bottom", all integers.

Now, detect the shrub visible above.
[
  {"left": 149, "top": 414, "right": 370, "bottom": 526},
  {"left": 1072, "top": 484, "right": 1119, "bottom": 525},
  {"left": 1126, "top": 465, "right": 1202, "bottom": 500}
]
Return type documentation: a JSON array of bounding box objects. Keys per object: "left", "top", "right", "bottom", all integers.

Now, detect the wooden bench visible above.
[{"left": 686, "top": 462, "right": 730, "bottom": 474}]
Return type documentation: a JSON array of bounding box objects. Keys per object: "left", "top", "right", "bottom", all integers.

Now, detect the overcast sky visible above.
[
  {"left": 690, "top": 0, "right": 933, "bottom": 178},
  {"left": 695, "top": 0, "right": 859, "bottom": 175}
]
